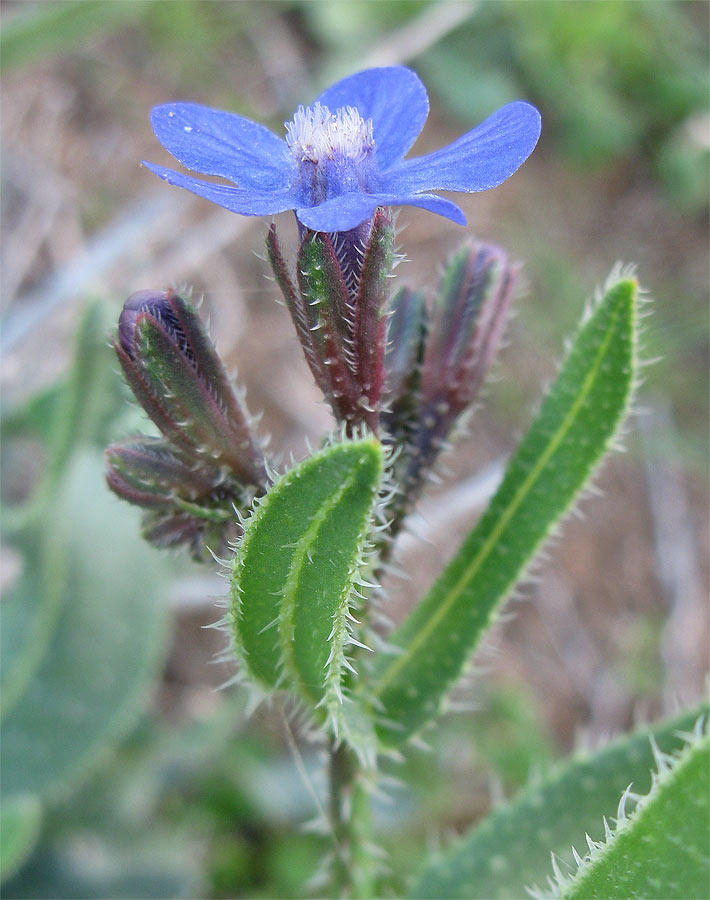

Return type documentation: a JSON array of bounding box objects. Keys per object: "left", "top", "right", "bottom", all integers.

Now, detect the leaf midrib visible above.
[
  {"left": 280, "top": 463, "right": 360, "bottom": 697},
  {"left": 375, "top": 295, "right": 629, "bottom": 698}
]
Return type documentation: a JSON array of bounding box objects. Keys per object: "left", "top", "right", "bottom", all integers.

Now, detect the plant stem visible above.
[{"left": 328, "top": 737, "right": 376, "bottom": 899}]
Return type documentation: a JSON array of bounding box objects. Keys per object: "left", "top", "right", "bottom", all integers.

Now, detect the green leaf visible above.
[
  {"left": 230, "top": 437, "right": 384, "bottom": 719},
  {"left": 4, "top": 302, "right": 119, "bottom": 533},
  {"left": 560, "top": 720, "right": 710, "bottom": 900},
  {"left": 1, "top": 452, "right": 171, "bottom": 800},
  {"left": 0, "top": 795, "right": 42, "bottom": 884},
  {"left": 372, "top": 276, "right": 639, "bottom": 744},
  {"left": 2, "top": 303, "right": 131, "bottom": 719},
  {"left": 0, "top": 530, "right": 66, "bottom": 720},
  {"left": 408, "top": 704, "right": 707, "bottom": 900}
]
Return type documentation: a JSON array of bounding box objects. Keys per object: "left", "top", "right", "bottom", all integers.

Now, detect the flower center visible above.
[
  {"left": 285, "top": 103, "right": 377, "bottom": 205},
  {"left": 286, "top": 102, "right": 374, "bottom": 164}
]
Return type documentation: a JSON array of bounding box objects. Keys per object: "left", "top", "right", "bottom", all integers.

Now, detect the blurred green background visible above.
[{"left": 1, "top": 1, "right": 707, "bottom": 897}]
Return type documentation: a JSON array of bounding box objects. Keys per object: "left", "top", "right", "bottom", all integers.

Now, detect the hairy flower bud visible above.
[
  {"left": 386, "top": 241, "right": 516, "bottom": 523},
  {"left": 105, "top": 437, "right": 222, "bottom": 508},
  {"left": 267, "top": 208, "right": 394, "bottom": 433},
  {"left": 420, "top": 241, "right": 515, "bottom": 423},
  {"left": 114, "top": 289, "right": 267, "bottom": 488},
  {"left": 105, "top": 437, "right": 245, "bottom": 560},
  {"left": 381, "top": 286, "right": 427, "bottom": 446}
]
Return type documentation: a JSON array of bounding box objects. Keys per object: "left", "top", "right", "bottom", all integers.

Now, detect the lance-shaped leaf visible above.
[
  {"left": 229, "top": 437, "right": 384, "bottom": 719},
  {"left": 559, "top": 719, "right": 709, "bottom": 900},
  {"left": 409, "top": 704, "right": 707, "bottom": 900},
  {"left": 371, "top": 275, "right": 639, "bottom": 744},
  {"left": 115, "top": 289, "right": 267, "bottom": 486}
]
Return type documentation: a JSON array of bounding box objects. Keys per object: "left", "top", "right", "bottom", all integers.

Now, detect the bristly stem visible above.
[{"left": 328, "top": 738, "right": 376, "bottom": 899}]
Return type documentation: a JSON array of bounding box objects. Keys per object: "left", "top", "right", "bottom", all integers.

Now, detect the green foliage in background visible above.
[
  {"left": 0, "top": 796, "right": 42, "bottom": 884},
  {"left": 1, "top": 307, "right": 174, "bottom": 887}
]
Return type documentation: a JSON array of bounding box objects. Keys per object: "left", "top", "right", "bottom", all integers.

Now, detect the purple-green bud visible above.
[
  {"left": 105, "top": 437, "right": 244, "bottom": 560},
  {"left": 114, "top": 289, "right": 267, "bottom": 488},
  {"left": 267, "top": 208, "right": 394, "bottom": 433},
  {"left": 381, "top": 286, "right": 427, "bottom": 445},
  {"left": 105, "top": 437, "right": 222, "bottom": 508},
  {"left": 420, "top": 241, "right": 515, "bottom": 422},
  {"left": 141, "top": 509, "right": 236, "bottom": 561},
  {"left": 386, "top": 240, "right": 516, "bottom": 524},
  {"left": 118, "top": 290, "right": 188, "bottom": 361}
]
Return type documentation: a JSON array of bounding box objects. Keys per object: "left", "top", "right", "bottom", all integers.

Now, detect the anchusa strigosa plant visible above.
[{"left": 105, "top": 66, "right": 707, "bottom": 900}]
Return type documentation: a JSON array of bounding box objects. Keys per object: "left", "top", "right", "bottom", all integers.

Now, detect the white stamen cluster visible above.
[{"left": 285, "top": 102, "right": 374, "bottom": 163}]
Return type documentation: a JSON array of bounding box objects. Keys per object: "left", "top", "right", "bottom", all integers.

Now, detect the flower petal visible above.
[
  {"left": 394, "top": 192, "right": 466, "bottom": 225},
  {"left": 143, "top": 163, "right": 297, "bottom": 216},
  {"left": 150, "top": 103, "right": 293, "bottom": 191},
  {"left": 295, "top": 190, "right": 465, "bottom": 232},
  {"left": 385, "top": 101, "right": 541, "bottom": 193},
  {"left": 315, "top": 67, "right": 429, "bottom": 170}
]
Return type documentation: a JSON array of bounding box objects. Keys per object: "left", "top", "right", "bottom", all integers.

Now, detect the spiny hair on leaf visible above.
[
  {"left": 529, "top": 715, "right": 709, "bottom": 900},
  {"left": 224, "top": 429, "right": 388, "bottom": 744},
  {"left": 319, "top": 497, "right": 383, "bottom": 732}
]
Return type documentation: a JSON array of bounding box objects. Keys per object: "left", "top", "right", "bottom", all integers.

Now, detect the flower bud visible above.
[
  {"left": 114, "top": 289, "right": 267, "bottom": 487},
  {"left": 381, "top": 286, "right": 427, "bottom": 446},
  {"left": 105, "top": 437, "right": 222, "bottom": 509},
  {"left": 267, "top": 208, "right": 394, "bottom": 433},
  {"left": 105, "top": 437, "right": 244, "bottom": 561},
  {"left": 387, "top": 241, "right": 516, "bottom": 522},
  {"left": 420, "top": 241, "right": 515, "bottom": 422},
  {"left": 141, "top": 510, "right": 237, "bottom": 562}
]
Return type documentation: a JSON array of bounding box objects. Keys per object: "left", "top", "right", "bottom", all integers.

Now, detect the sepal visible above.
[{"left": 351, "top": 208, "right": 395, "bottom": 423}]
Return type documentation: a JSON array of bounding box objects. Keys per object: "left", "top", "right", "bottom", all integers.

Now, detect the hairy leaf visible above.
[
  {"left": 372, "top": 277, "right": 639, "bottom": 744},
  {"left": 0, "top": 530, "right": 66, "bottom": 721},
  {"left": 561, "top": 720, "right": 709, "bottom": 900},
  {"left": 230, "top": 437, "right": 384, "bottom": 719},
  {"left": 409, "top": 704, "right": 707, "bottom": 899}
]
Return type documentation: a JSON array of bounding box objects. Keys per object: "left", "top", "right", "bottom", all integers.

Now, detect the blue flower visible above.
[{"left": 144, "top": 66, "right": 541, "bottom": 233}]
